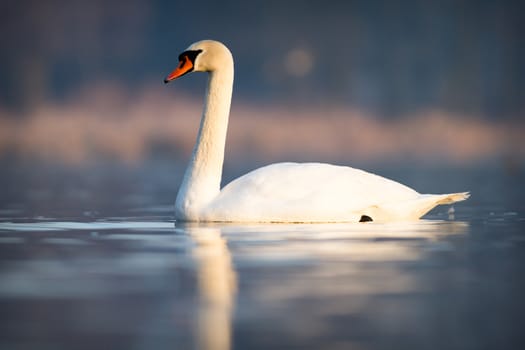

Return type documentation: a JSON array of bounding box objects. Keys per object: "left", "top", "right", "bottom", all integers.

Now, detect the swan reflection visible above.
[
  {"left": 179, "top": 220, "right": 468, "bottom": 349},
  {"left": 180, "top": 223, "right": 237, "bottom": 350}
]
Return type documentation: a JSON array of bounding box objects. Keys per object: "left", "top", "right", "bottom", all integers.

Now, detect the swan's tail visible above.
[
  {"left": 410, "top": 191, "right": 470, "bottom": 220},
  {"left": 403, "top": 191, "right": 470, "bottom": 220},
  {"left": 432, "top": 191, "right": 470, "bottom": 205},
  {"left": 361, "top": 192, "right": 470, "bottom": 222}
]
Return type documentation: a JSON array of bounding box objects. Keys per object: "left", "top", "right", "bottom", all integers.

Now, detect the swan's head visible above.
[{"left": 164, "top": 40, "right": 233, "bottom": 83}]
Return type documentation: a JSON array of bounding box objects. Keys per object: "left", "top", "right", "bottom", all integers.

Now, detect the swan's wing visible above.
[{"left": 204, "top": 162, "right": 421, "bottom": 222}]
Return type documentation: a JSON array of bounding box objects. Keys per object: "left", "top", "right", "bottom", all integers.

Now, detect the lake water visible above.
[{"left": 1, "top": 161, "right": 524, "bottom": 350}]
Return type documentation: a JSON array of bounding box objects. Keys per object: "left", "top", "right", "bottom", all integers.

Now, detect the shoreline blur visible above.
[{"left": 0, "top": 82, "right": 523, "bottom": 166}]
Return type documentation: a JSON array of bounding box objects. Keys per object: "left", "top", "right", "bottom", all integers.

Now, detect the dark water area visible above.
[{"left": 1, "top": 160, "right": 524, "bottom": 350}]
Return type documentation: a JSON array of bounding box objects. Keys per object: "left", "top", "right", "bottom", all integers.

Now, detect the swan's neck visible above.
[{"left": 176, "top": 65, "right": 234, "bottom": 220}]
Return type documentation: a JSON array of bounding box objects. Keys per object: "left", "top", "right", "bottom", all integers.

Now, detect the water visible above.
[{"left": 1, "top": 161, "right": 524, "bottom": 350}]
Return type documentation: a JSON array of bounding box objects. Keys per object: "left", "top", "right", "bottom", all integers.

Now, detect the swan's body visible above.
[{"left": 164, "top": 40, "right": 468, "bottom": 223}]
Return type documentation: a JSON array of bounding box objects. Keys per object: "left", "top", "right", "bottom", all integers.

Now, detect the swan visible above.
[{"left": 164, "top": 40, "right": 469, "bottom": 223}]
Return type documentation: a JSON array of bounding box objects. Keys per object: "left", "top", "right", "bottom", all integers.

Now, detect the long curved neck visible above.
[{"left": 176, "top": 64, "right": 234, "bottom": 220}]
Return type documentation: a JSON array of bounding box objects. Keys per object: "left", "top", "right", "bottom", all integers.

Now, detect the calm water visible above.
[{"left": 1, "top": 161, "right": 524, "bottom": 350}]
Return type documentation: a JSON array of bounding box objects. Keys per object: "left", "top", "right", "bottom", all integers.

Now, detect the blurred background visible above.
[{"left": 0, "top": 0, "right": 524, "bottom": 176}]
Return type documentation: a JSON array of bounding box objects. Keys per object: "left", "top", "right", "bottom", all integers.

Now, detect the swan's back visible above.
[{"left": 202, "top": 162, "right": 431, "bottom": 222}]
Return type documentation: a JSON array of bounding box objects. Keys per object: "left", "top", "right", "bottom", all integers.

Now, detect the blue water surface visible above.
[{"left": 1, "top": 161, "right": 524, "bottom": 350}]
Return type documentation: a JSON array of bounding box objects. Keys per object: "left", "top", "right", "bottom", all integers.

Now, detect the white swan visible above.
[{"left": 164, "top": 40, "right": 469, "bottom": 223}]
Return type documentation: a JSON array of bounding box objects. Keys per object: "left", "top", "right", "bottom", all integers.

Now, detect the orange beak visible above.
[{"left": 164, "top": 56, "right": 194, "bottom": 83}]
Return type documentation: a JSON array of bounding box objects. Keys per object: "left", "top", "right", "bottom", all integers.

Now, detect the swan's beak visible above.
[{"left": 164, "top": 56, "right": 194, "bottom": 83}]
